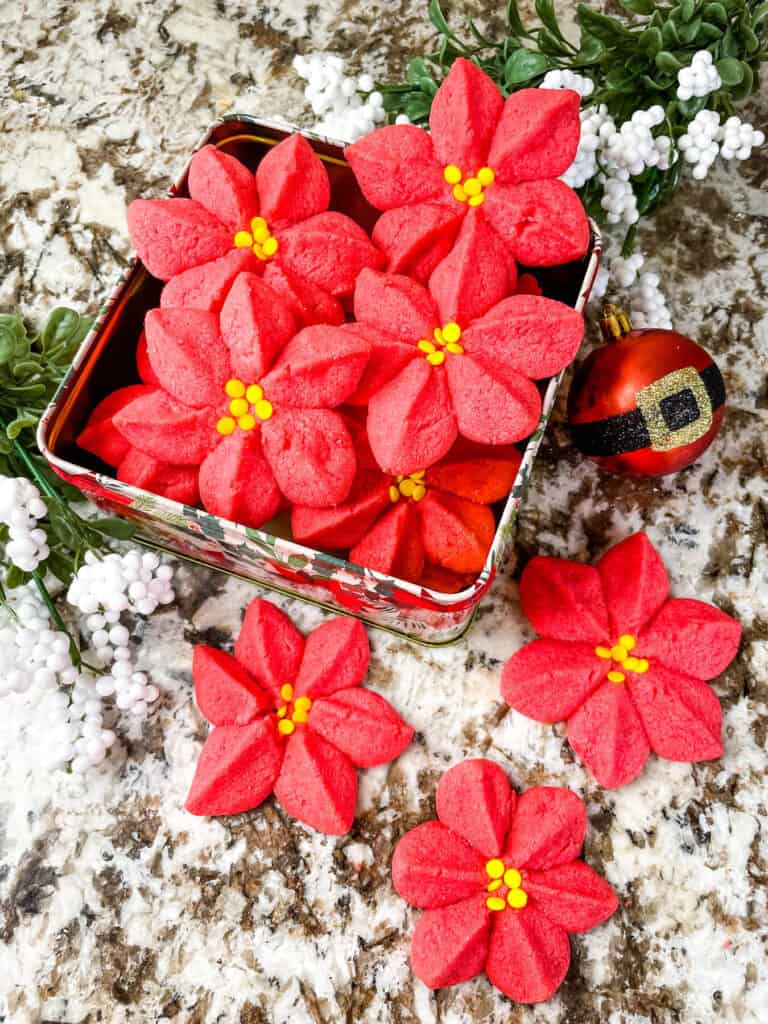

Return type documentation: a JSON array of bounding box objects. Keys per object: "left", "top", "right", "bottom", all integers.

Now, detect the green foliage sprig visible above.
[
  {"left": 0, "top": 308, "right": 134, "bottom": 598},
  {"left": 379, "top": 0, "right": 767, "bottom": 246}
]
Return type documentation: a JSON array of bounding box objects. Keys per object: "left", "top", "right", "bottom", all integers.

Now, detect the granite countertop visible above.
[{"left": 1, "top": 2, "right": 767, "bottom": 1022}]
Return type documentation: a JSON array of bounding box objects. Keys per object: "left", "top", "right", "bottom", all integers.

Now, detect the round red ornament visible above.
[{"left": 567, "top": 305, "right": 726, "bottom": 476}]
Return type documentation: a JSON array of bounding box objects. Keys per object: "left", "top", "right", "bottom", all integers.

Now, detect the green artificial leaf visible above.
[
  {"left": 641, "top": 73, "right": 671, "bottom": 90},
  {"left": 535, "top": 0, "right": 568, "bottom": 42},
  {"left": 695, "top": 21, "right": 724, "bottom": 43},
  {"left": 679, "top": 15, "right": 702, "bottom": 42},
  {"left": 405, "top": 92, "right": 432, "bottom": 121},
  {"left": 577, "top": 7, "right": 632, "bottom": 44},
  {"left": 538, "top": 28, "right": 571, "bottom": 56},
  {"left": 662, "top": 18, "right": 681, "bottom": 44},
  {"left": 678, "top": 0, "right": 696, "bottom": 22},
  {"left": 89, "top": 517, "right": 137, "bottom": 540},
  {"left": 656, "top": 50, "right": 683, "bottom": 72},
  {"left": 703, "top": 2, "right": 728, "bottom": 26},
  {"left": 721, "top": 26, "right": 739, "bottom": 55},
  {"left": 677, "top": 94, "right": 709, "bottom": 116},
  {"left": 639, "top": 26, "right": 663, "bottom": 54},
  {"left": 606, "top": 66, "right": 638, "bottom": 89},
  {"left": 731, "top": 61, "right": 754, "bottom": 99},
  {"left": 717, "top": 56, "right": 745, "bottom": 84},
  {"left": 46, "top": 551, "right": 75, "bottom": 584},
  {"left": 739, "top": 23, "right": 759, "bottom": 54},
  {"left": 5, "top": 565, "right": 33, "bottom": 589},
  {"left": 619, "top": 0, "right": 656, "bottom": 14},
  {"left": 753, "top": 1, "right": 768, "bottom": 28},
  {"left": 504, "top": 48, "right": 550, "bottom": 84},
  {"left": 6, "top": 414, "right": 38, "bottom": 439},
  {"left": 407, "top": 58, "right": 431, "bottom": 84},
  {"left": 46, "top": 504, "right": 83, "bottom": 549},
  {"left": 574, "top": 32, "right": 605, "bottom": 63},
  {"left": 41, "top": 307, "right": 92, "bottom": 354},
  {"left": 506, "top": 0, "right": 528, "bottom": 38}
]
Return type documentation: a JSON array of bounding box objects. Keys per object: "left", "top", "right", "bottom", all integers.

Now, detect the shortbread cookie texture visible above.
[
  {"left": 346, "top": 58, "right": 588, "bottom": 285},
  {"left": 392, "top": 759, "right": 617, "bottom": 1003},
  {"left": 127, "top": 135, "right": 381, "bottom": 314},
  {"left": 502, "top": 532, "right": 742, "bottom": 787},
  {"left": 186, "top": 598, "right": 414, "bottom": 834}
]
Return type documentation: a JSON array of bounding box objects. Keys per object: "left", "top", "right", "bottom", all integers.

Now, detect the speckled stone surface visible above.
[{"left": 1, "top": 2, "right": 767, "bottom": 1022}]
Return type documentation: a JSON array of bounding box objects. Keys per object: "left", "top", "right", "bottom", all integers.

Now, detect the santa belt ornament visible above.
[{"left": 569, "top": 360, "right": 725, "bottom": 456}]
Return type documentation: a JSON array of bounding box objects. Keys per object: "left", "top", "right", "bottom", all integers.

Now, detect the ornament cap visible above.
[{"left": 599, "top": 304, "right": 632, "bottom": 342}]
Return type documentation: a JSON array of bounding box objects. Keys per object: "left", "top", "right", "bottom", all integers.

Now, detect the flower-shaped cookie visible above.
[
  {"left": 502, "top": 532, "right": 742, "bottom": 787},
  {"left": 127, "top": 135, "right": 381, "bottom": 318},
  {"left": 292, "top": 437, "right": 521, "bottom": 587},
  {"left": 346, "top": 58, "right": 588, "bottom": 283},
  {"left": 186, "top": 599, "right": 414, "bottom": 834},
  {"left": 348, "top": 267, "right": 583, "bottom": 473},
  {"left": 101, "top": 284, "right": 370, "bottom": 526},
  {"left": 392, "top": 759, "right": 617, "bottom": 1003}
]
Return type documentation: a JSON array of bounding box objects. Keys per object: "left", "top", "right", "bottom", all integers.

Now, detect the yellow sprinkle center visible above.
[
  {"left": 389, "top": 471, "right": 427, "bottom": 503},
  {"left": 233, "top": 215, "right": 279, "bottom": 261},
  {"left": 594, "top": 632, "right": 650, "bottom": 684},
  {"left": 485, "top": 860, "right": 527, "bottom": 911},
  {"left": 216, "top": 378, "right": 274, "bottom": 434},
  {"left": 418, "top": 322, "right": 463, "bottom": 364},
  {"left": 444, "top": 165, "right": 495, "bottom": 206},
  {"left": 276, "top": 686, "right": 312, "bottom": 734}
]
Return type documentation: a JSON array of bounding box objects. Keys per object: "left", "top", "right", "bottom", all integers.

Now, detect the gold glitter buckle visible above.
[{"left": 635, "top": 366, "right": 713, "bottom": 452}]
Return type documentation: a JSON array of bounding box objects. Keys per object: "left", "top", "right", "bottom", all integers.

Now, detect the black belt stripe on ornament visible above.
[{"left": 569, "top": 362, "right": 725, "bottom": 457}]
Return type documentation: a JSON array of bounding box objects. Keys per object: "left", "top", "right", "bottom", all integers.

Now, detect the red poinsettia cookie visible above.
[
  {"left": 502, "top": 532, "right": 741, "bottom": 787},
  {"left": 392, "top": 759, "right": 617, "bottom": 1003},
  {"left": 186, "top": 599, "right": 413, "bottom": 834},
  {"left": 127, "top": 135, "right": 381, "bottom": 310},
  {"left": 346, "top": 58, "right": 589, "bottom": 283}
]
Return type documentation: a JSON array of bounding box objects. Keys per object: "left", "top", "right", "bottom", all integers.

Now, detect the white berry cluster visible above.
[
  {"left": 609, "top": 252, "right": 646, "bottom": 290},
  {"left": 718, "top": 116, "right": 765, "bottom": 162},
  {"left": 0, "top": 583, "right": 117, "bottom": 770},
  {"left": 677, "top": 108, "right": 721, "bottom": 179},
  {"left": 0, "top": 476, "right": 49, "bottom": 572},
  {"left": 600, "top": 106, "right": 674, "bottom": 178},
  {"left": 630, "top": 271, "right": 673, "bottom": 329},
  {"left": 292, "top": 54, "right": 386, "bottom": 143},
  {"left": 540, "top": 68, "right": 595, "bottom": 98},
  {"left": 560, "top": 104, "right": 607, "bottom": 189},
  {"left": 676, "top": 50, "right": 722, "bottom": 101}
]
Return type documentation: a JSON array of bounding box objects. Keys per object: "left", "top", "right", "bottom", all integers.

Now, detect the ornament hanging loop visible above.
[{"left": 599, "top": 304, "right": 632, "bottom": 342}]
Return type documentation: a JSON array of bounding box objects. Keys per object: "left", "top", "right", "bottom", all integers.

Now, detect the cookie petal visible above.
[
  {"left": 187, "top": 144, "right": 259, "bottom": 234},
  {"left": 483, "top": 179, "right": 590, "bottom": 266},
  {"left": 504, "top": 787, "right": 587, "bottom": 870},
  {"left": 261, "top": 408, "right": 357, "bottom": 507},
  {"left": 436, "top": 758, "right": 514, "bottom": 858},
  {"left": 488, "top": 89, "right": 581, "bottom": 184},
  {"left": 144, "top": 307, "right": 231, "bottom": 408},
  {"left": 309, "top": 689, "right": 413, "bottom": 767},
  {"left": 256, "top": 133, "right": 331, "bottom": 226},
  {"left": 193, "top": 645, "right": 274, "bottom": 726},
  {"left": 294, "top": 616, "right": 370, "bottom": 700},
  {"left": 502, "top": 640, "right": 606, "bottom": 722},
  {"left": 392, "top": 821, "right": 486, "bottom": 909},
  {"left": 429, "top": 58, "right": 503, "bottom": 172},
  {"left": 234, "top": 597, "right": 305, "bottom": 701},
  {"left": 567, "top": 683, "right": 651, "bottom": 788},
  {"left": 185, "top": 719, "right": 283, "bottom": 816},
  {"left": 198, "top": 430, "right": 281, "bottom": 529},
  {"left": 345, "top": 125, "right": 444, "bottom": 210},
  {"left": 519, "top": 556, "right": 610, "bottom": 644},
  {"left": 485, "top": 906, "right": 570, "bottom": 1004},
  {"left": 411, "top": 896, "right": 492, "bottom": 989},
  {"left": 127, "top": 198, "right": 231, "bottom": 280},
  {"left": 273, "top": 728, "right": 358, "bottom": 835}
]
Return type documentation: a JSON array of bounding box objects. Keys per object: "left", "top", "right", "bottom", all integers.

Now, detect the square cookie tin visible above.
[{"left": 38, "top": 115, "right": 601, "bottom": 645}]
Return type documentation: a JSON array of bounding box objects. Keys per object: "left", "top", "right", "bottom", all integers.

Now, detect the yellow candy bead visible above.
[
  {"left": 452, "top": 184, "right": 468, "bottom": 203},
  {"left": 252, "top": 224, "right": 270, "bottom": 243},
  {"left": 216, "top": 416, "right": 236, "bottom": 436},
  {"left": 443, "top": 164, "right": 462, "bottom": 184},
  {"left": 389, "top": 485, "right": 400, "bottom": 503},
  {"left": 292, "top": 708, "right": 308, "bottom": 724},
  {"left": 255, "top": 399, "right": 273, "bottom": 420},
  {"left": 633, "top": 658, "right": 649, "bottom": 673},
  {"left": 229, "top": 397, "right": 249, "bottom": 417},
  {"left": 234, "top": 230, "right": 253, "bottom": 248},
  {"left": 610, "top": 644, "right": 629, "bottom": 662},
  {"left": 295, "top": 696, "right": 312, "bottom": 713},
  {"left": 463, "top": 177, "right": 482, "bottom": 197},
  {"left": 607, "top": 670, "right": 626, "bottom": 684},
  {"left": 246, "top": 384, "right": 263, "bottom": 404},
  {"left": 487, "top": 879, "right": 502, "bottom": 892},
  {"left": 595, "top": 646, "right": 612, "bottom": 659},
  {"left": 503, "top": 868, "right": 522, "bottom": 890},
  {"left": 507, "top": 888, "right": 528, "bottom": 909},
  {"left": 427, "top": 351, "right": 446, "bottom": 366},
  {"left": 442, "top": 322, "right": 461, "bottom": 344},
  {"left": 467, "top": 193, "right": 485, "bottom": 207},
  {"left": 225, "top": 379, "right": 246, "bottom": 398},
  {"left": 417, "top": 339, "right": 436, "bottom": 354},
  {"left": 411, "top": 471, "right": 425, "bottom": 480},
  {"left": 619, "top": 634, "right": 636, "bottom": 650},
  {"left": 486, "top": 896, "right": 506, "bottom": 912},
  {"left": 277, "top": 705, "right": 287, "bottom": 718},
  {"left": 412, "top": 484, "right": 426, "bottom": 502},
  {"left": 280, "top": 684, "right": 294, "bottom": 702},
  {"left": 433, "top": 327, "right": 445, "bottom": 345},
  {"left": 486, "top": 858, "right": 505, "bottom": 879},
  {"left": 399, "top": 478, "right": 415, "bottom": 497},
  {"left": 445, "top": 343, "right": 464, "bottom": 355},
  {"left": 278, "top": 719, "right": 295, "bottom": 736},
  {"left": 238, "top": 413, "right": 256, "bottom": 431},
  {"left": 262, "top": 236, "right": 279, "bottom": 257},
  {"left": 250, "top": 216, "right": 267, "bottom": 233},
  {"left": 253, "top": 243, "right": 266, "bottom": 260},
  {"left": 477, "top": 166, "right": 495, "bottom": 186}
]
